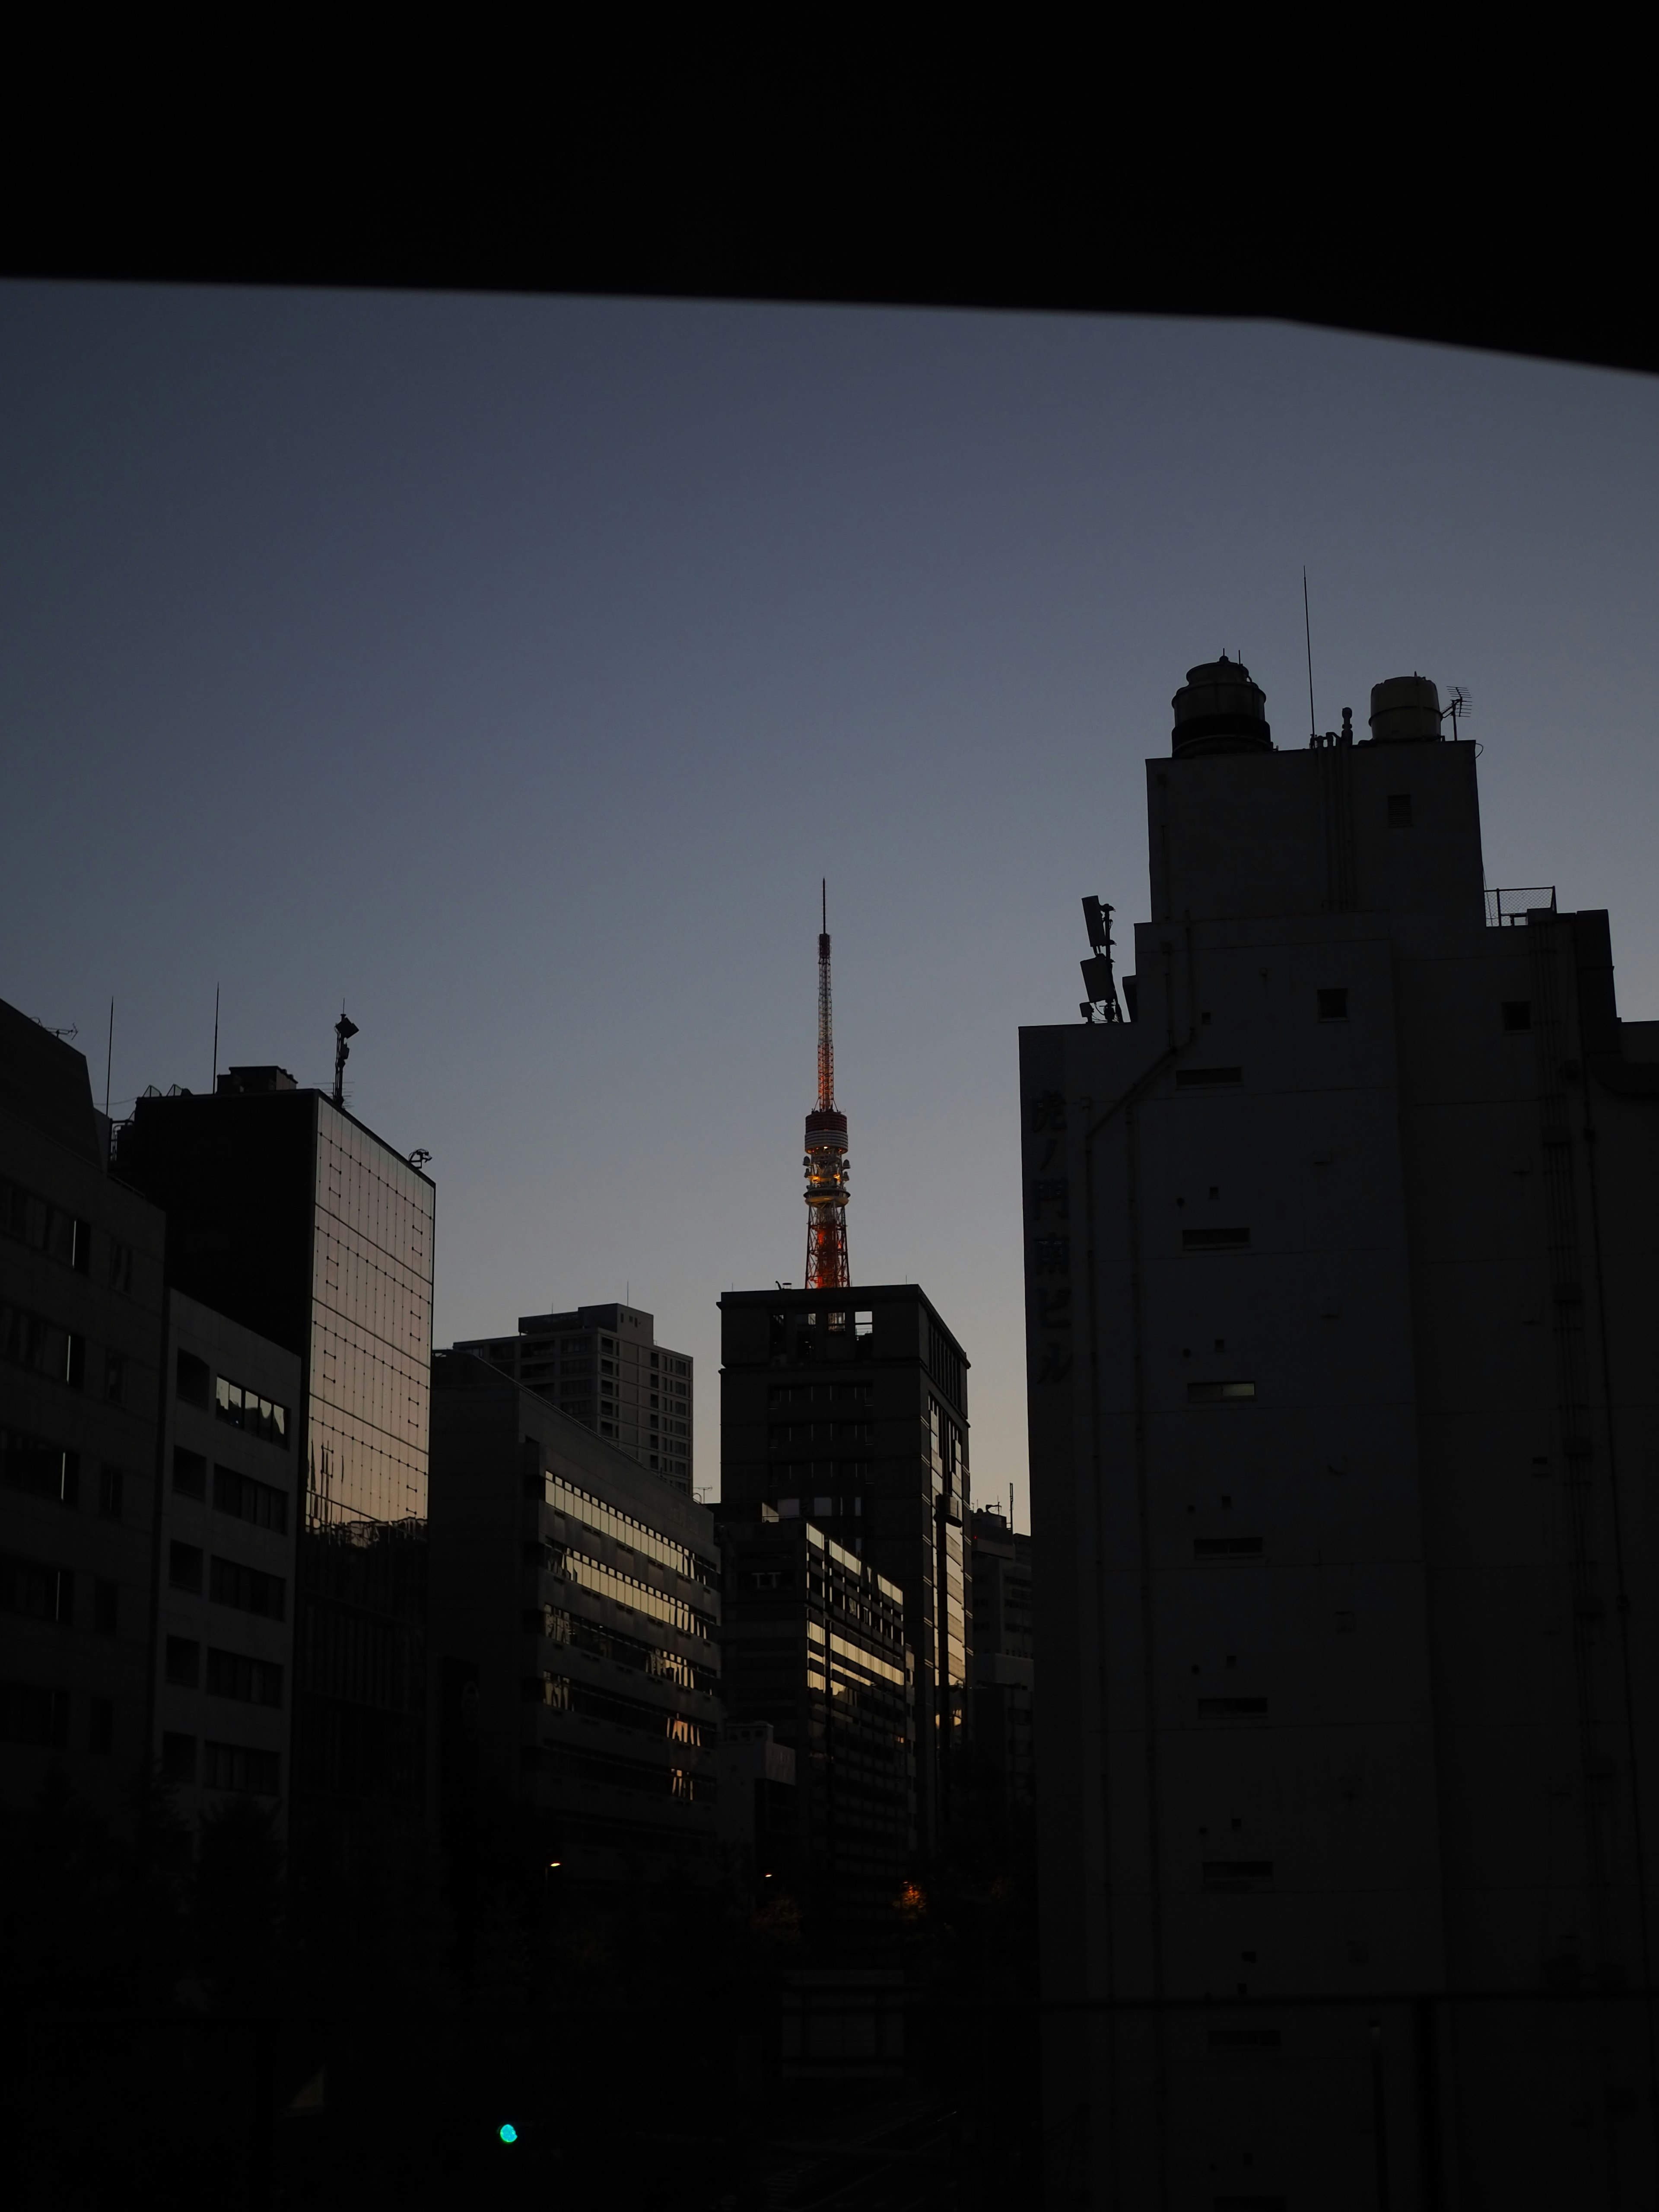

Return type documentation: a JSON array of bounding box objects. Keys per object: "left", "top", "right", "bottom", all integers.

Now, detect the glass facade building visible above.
[
  {"left": 306, "top": 1108, "right": 434, "bottom": 1530},
  {"left": 116, "top": 1071, "right": 435, "bottom": 1843}
]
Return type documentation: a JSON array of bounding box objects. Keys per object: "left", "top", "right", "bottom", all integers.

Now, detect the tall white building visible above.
[{"left": 1022, "top": 661, "right": 1659, "bottom": 2207}]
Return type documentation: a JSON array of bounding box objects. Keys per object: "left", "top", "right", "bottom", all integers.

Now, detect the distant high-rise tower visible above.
[{"left": 804, "top": 883, "right": 851, "bottom": 1290}]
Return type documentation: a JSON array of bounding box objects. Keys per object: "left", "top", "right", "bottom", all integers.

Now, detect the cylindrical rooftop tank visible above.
[
  {"left": 1171, "top": 656, "right": 1271, "bottom": 756},
  {"left": 1368, "top": 675, "right": 1442, "bottom": 743}
]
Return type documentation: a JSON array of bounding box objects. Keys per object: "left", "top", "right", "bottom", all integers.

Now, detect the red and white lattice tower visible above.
[{"left": 803, "top": 881, "right": 851, "bottom": 1290}]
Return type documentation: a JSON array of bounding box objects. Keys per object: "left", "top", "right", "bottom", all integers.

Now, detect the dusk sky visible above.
[{"left": 5, "top": 280, "right": 1658, "bottom": 1524}]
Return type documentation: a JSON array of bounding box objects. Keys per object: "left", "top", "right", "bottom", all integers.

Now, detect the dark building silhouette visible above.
[
  {"left": 967, "top": 1506, "right": 1033, "bottom": 1825},
  {"left": 718, "top": 1283, "right": 971, "bottom": 1856},
  {"left": 1022, "top": 662, "right": 1659, "bottom": 2203},
  {"left": 717, "top": 1716, "right": 798, "bottom": 1893},
  {"left": 717, "top": 1506, "right": 912, "bottom": 1944},
  {"left": 116, "top": 1066, "right": 435, "bottom": 1854},
  {"left": 430, "top": 1349, "right": 721, "bottom": 1888},
  {"left": 0, "top": 1001, "right": 167, "bottom": 1816},
  {"left": 456, "top": 1301, "right": 694, "bottom": 1495}
]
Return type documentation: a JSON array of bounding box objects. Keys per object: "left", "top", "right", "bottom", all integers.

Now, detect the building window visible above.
[
  {"left": 203, "top": 1742, "right": 280, "bottom": 1795},
  {"left": 209, "top": 1557, "right": 286, "bottom": 1620},
  {"left": 104, "top": 1352, "right": 125, "bottom": 1404},
  {"left": 1182, "top": 1227, "right": 1250, "bottom": 1250},
  {"left": 176, "top": 1350, "right": 210, "bottom": 1406},
  {"left": 1316, "top": 988, "right": 1349, "bottom": 1021},
  {"left": 0, "top": 1681, "right": 69, "bottom": 1747},
  {"left": 0, "top": 1302, "right": 85, "bottom": 1389},
  {"left": 214, "top": 1376, "right": 289, "bottom": 1448},
  {"left": 169, "top": 1542, "right": 204, "bottom": 1592},
  {"left": 88, "top": 1697, "right": 114, "bottom": 1754},
  {"left": 1503, "top": 1001, "right": 1533, "bottom": 1032},
  {"left": 211, "top": 1466, "right": 289, "bottom": 1535},
  {"left": 93, "top": 1580, "right": 118, "bottom": 1634},
  {"left": 206, "top": 1649, "right": 283, "bottom": 1707},
  {"left": 108, "top": 1241, "right": 134, "bottom": 1294},
  {"left": 1, "top": 1430, "right": 78, "bottom": 1506},
  {"left": 1187, "top": 1381, "right": 1256, "bottom": 1403},
  {"left": 161, "top": 1732, "right": 197, "bottom": 1782},
  {"left": 1387, "top": 794, "right": 1414, "bottom": 829},
  {"left": 99, "top": 1464, "right": 123, "bottom": 1519},
  {"left": 0, "top": 1177, "right": 91, "bottom": 1272},
  {"left": 776, "top": 1497, "right": 800, "bottom": 1517},
  {"left": 0, "top": 1554, "right": 73, "bottom": 1625},
  {"left": 165, "top": 1636, "right": 201, "bottom": 1686},
  {"left": 172, "top": 1447, "right": 207, "bottom": 1499}
]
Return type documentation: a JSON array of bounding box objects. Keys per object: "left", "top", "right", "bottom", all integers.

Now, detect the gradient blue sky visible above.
[{"left": 5, "top": 281, "right": 1658, "bottom": 1523}]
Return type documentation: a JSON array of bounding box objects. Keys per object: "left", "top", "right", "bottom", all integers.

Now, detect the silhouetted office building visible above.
[
  {"left": 967, "top": 1507, "right": 1033, "bottom": 1824},
  {"left": 456, "top": 1302, "right": 694, "bottom": 1495},
  {"left": 0, "top": 1001, "right": 166, "bottom": 1817},
  {"left": 1022, "top": 662, "right": 1659, "bottom": 2203},
  {"left": 431, "top": 1350, "right": 721, "bottom": 1886},
  {"left": 155, "top": 1294, "right": 302, "bottom": 1843},
  {"left": 718, "top": 1507, "right": 912, "bottom": 1945},
  {"left": 718, "top": 1284, "right": 970, "bottom": 1855},
  {"left": 718, "top": 1717, "right": 798, "bottom": 1892},
  {"left": 116, "top": 1066, "right": 435, "bottom": 1850}
]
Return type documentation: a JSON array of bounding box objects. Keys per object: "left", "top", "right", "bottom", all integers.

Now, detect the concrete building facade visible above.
[
  {"left": 154, "top": 1292, "right": 302, "bottom": 1842},
  {"left": 1021, "top": 665, "right": 1659, "bottom": 2206},
  {"left": 430, "top": 1350, "right": 721, "bottom": 1888},
  {"left": 456, "top": 1302, "right": 694, "bottom": 1496},
  {"left": 968, "top": 1506, "right": 1034, "bottom": 1827},
  {"left": 0, "top": 1002, "right": 166, "bottom": 1819},
  {"left": 718, "top": 1282, "right": 971, "bottom": 1857}
]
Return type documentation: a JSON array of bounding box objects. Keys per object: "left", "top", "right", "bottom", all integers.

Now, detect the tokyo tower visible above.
[{"left": 803, "top": 881, "right": 851, "bottom": 1289}]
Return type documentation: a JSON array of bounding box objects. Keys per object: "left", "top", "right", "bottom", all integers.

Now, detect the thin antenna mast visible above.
[
  {"left": 105, "top": 999, "right": 114, "bottom": 1121},
  {"left": 803, "top": 885, "right": 851, "bottom": 1290},
  {"left": 1303, "top": 567, "right": 1317, "bottom": 740},
  {"left": 211, "top": 985, "right": 219, "bottom": 1096}
]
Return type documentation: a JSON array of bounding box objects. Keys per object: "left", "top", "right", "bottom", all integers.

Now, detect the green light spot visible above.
[{"left": 498, "top": 2123, "right": 518, "bottom": 2145}]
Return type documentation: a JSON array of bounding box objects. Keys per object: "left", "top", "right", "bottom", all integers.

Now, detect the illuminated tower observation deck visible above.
[{"left": 804, "top": 886, "right": 850, "bottom": 1290}]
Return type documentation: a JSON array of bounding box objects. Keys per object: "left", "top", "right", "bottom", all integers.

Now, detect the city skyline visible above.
[{"left": 6, "top": 283, "right": 1659, "bottom": 1527}]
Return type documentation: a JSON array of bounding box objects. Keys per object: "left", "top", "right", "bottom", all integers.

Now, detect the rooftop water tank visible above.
[
  {"left": 1368, "top": 675, "right": 1441, "bottom": 744},
  {"left": 1171, "top": 656, "right": 1271, "bottom": 756}
]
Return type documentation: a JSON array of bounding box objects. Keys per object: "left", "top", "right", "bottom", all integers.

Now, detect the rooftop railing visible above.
[{"left": 1485, "top": 885, "right": 1557, "bottom": 927}]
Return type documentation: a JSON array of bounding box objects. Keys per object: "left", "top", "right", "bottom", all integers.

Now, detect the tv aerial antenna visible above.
[
  {"left": 1442, "top": 686, "right": 1473, "bottom": 741},
  {"left": 1078, "top": 896, "right": 1123, "bottom": 1024}
]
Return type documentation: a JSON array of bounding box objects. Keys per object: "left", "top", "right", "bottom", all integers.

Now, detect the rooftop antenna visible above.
[
  {"left": 104, "top": 999, "right": 114, "bottom": 1121},
  {"left": 332, "top": 1004, "right": 359, "bottom": 1109},
  {"left": 1079, "top": 896, "right": 1122, "bottom": 1024},
  {"left": 1303, "top": 568, "right": 1317, "bottom": 741},
  {"left": 211, "top": 985, "right": 219, "bottom": 1096},
  {"left": 803, "top": 884, "right": 851, "bottom": 1290},
  {"left": 1441, "top": 686, "right": 1473, "bottom": 741}
]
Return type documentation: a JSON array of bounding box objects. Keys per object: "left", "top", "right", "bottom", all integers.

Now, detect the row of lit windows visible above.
[
  {"left": 545, "top": 1475, "right": 715, "bottom": 1586},
  {"left": 538, "top": 1540, "right": 715, "bottom": 1639},
  {"left": 531, "top": 1604, "right": 718, "bottom": 1694}
]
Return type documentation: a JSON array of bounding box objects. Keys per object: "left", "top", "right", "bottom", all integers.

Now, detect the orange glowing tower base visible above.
[{"left": 804, "top": 883, "right": 850, "bottom": 1290}]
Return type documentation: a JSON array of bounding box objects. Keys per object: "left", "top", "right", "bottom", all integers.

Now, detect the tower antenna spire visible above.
[{"left": 804, "top": 886, "right": 850, "bottom": 1288}]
